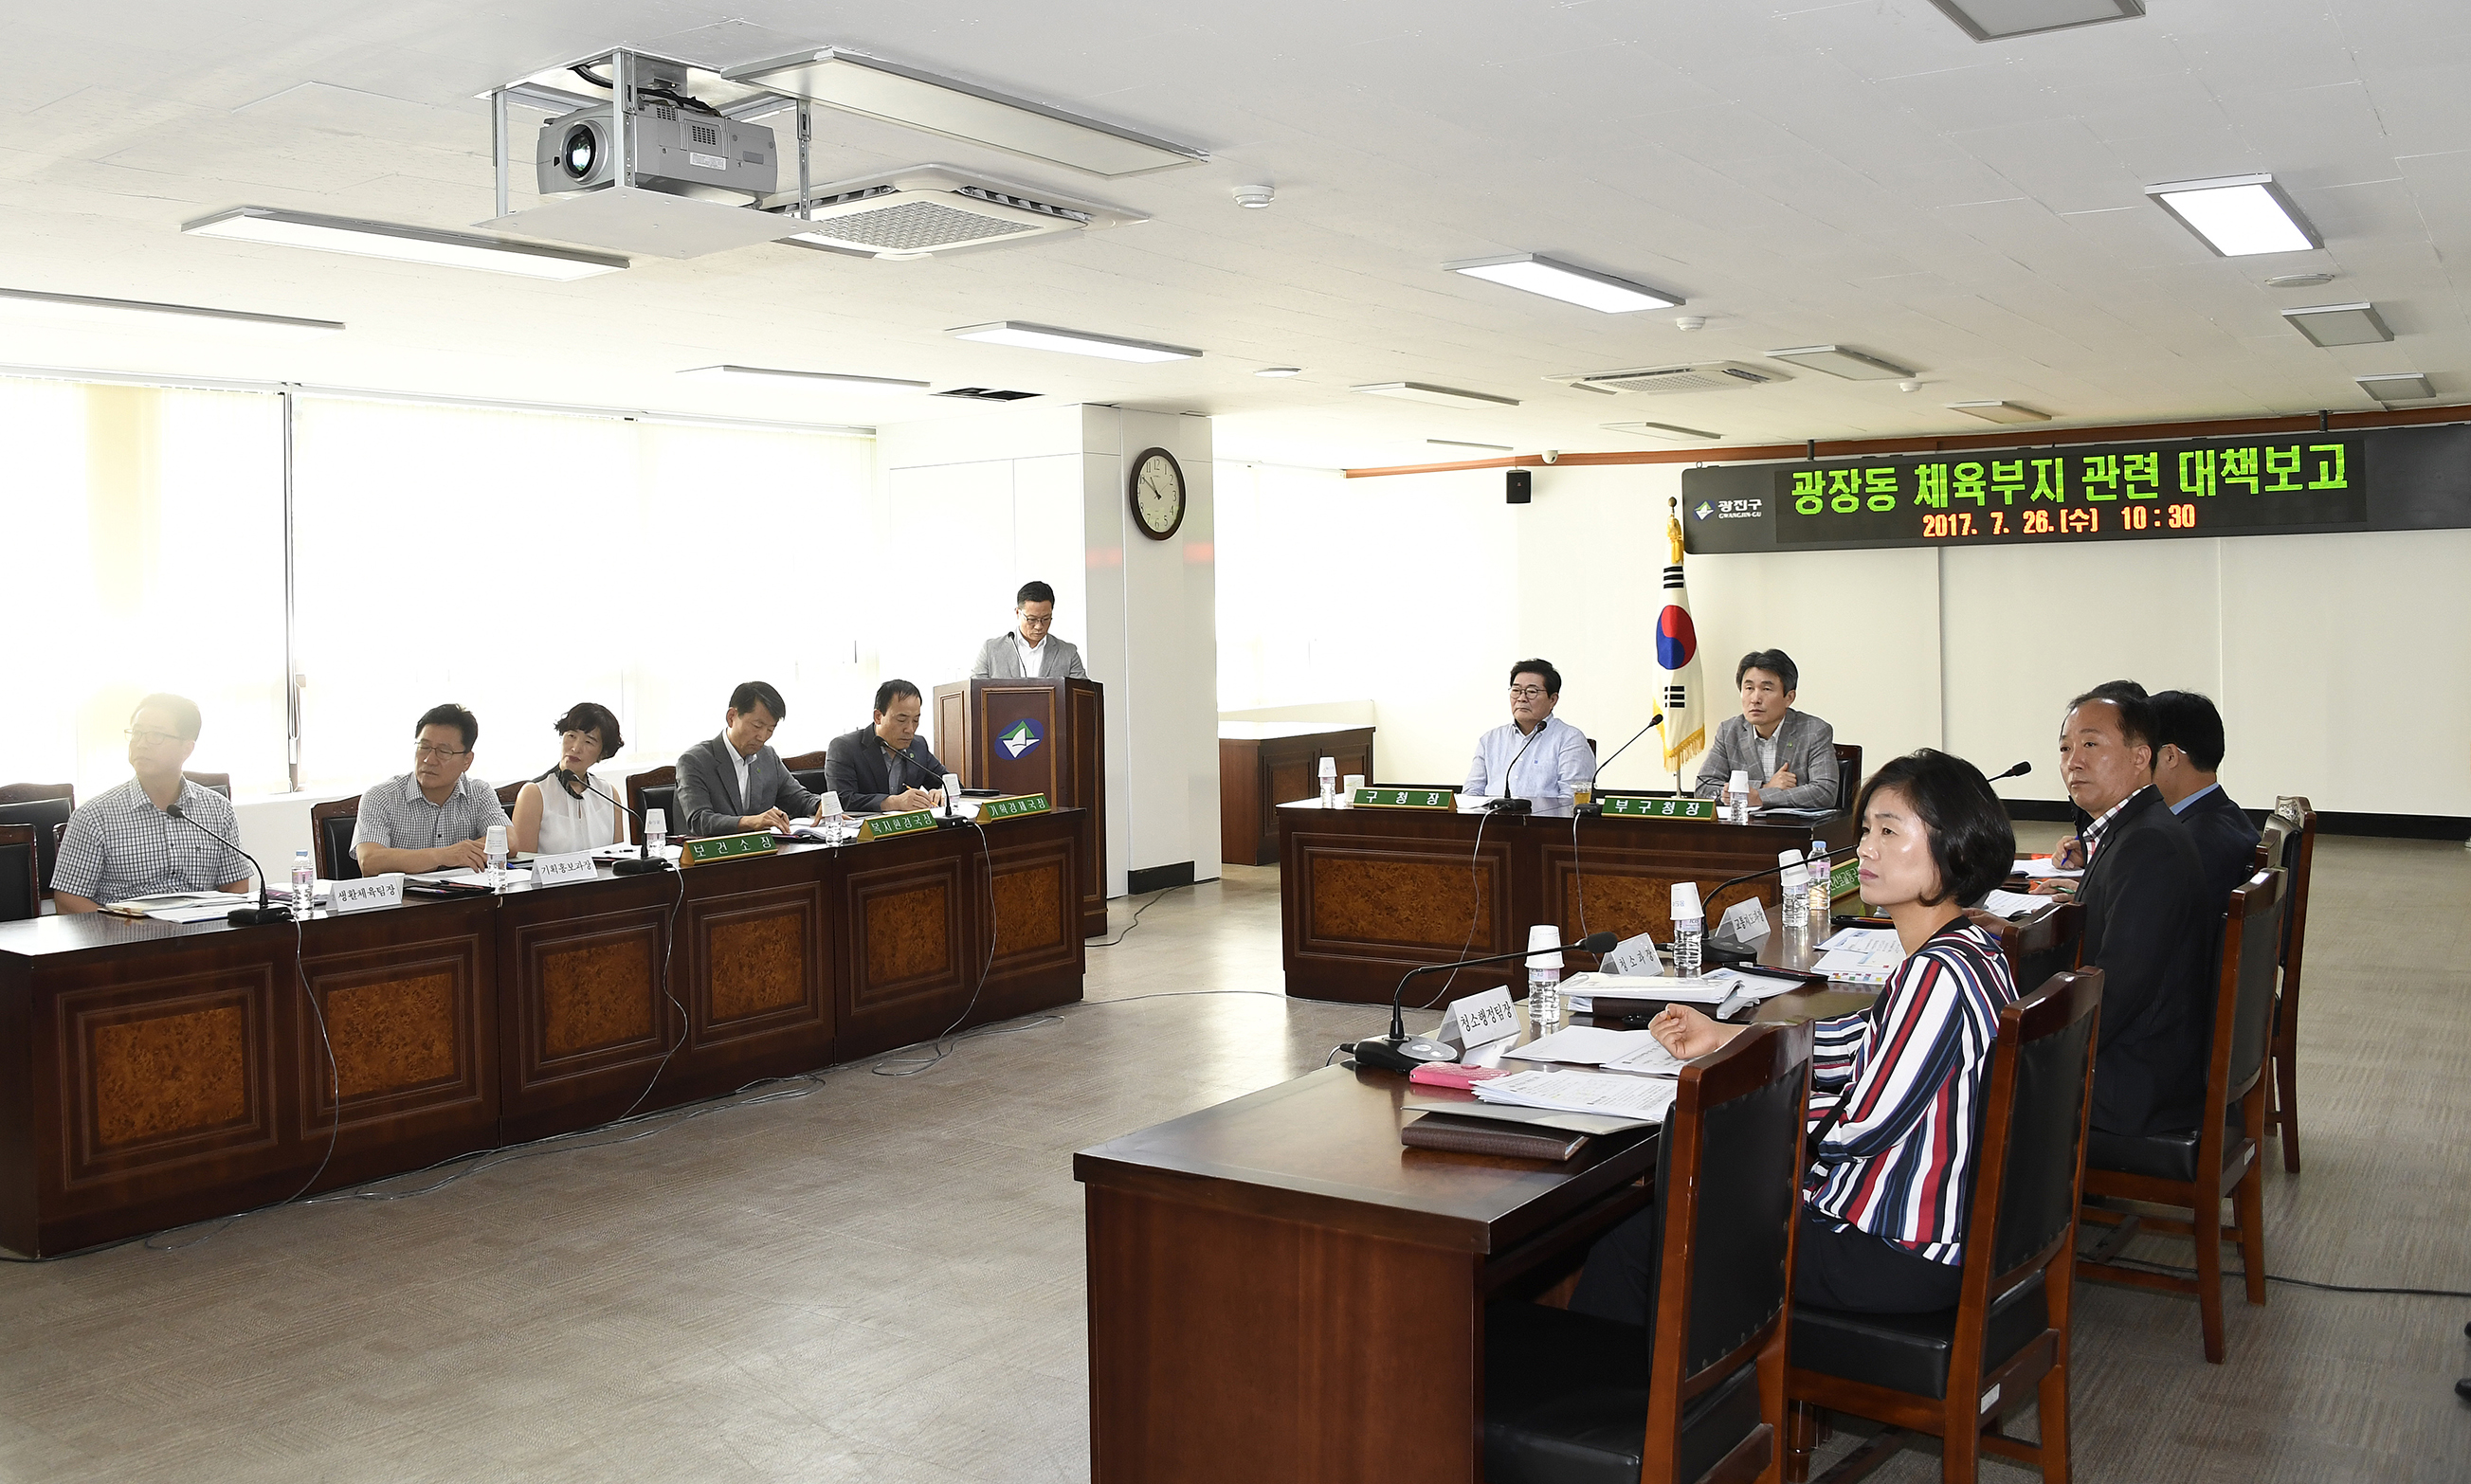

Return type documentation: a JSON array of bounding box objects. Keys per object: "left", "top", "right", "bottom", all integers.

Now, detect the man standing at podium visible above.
[
  {"left": 970, "top": 581, "right": 1088, "bottom": 680},
  {"left": 1464, "top": 659, "right": 1594, "bottom": 803}
]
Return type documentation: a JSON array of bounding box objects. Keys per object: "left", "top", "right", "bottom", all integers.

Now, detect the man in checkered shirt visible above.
[
  {"left": 352, "top": 703, "right": 510, "bottom": 877},
  {"left": 52, "top": 695, "right": 251, "bottom": 914}
]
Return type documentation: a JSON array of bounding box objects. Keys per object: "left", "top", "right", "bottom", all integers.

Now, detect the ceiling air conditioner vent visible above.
[
  {"left": 935, "top": 387, "right": 1042, "bottom": 402},
  {"left": 1553, "top": 362, "right": 1790, "bottom": 395},
  {"left": 767, "top": 165, "right": 1142, "bottom": 259}
]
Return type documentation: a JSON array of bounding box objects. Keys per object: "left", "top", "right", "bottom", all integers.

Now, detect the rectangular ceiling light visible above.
[
  {"left": 1926, "top": 0, "right": 2144, "bottom": 42},
  {"left": 948, "top": 321, "right": 1199, "bottom": 362},
  {"left": 1444, "top": 254, "right": 1681, "bottom": 313},
  {"left": 2281, "top": 302, "right": 2394, "bottom": 348},
  {"left": 1947, "top": 400, "right": 2052, "bottom": 424},
  {"left": 680, "top": 365, "right": 929, "bottom": 394},
  {"left": 1602, "top": 421, "right": 1721, "bottom": 441},
  {"left": 0, "top": 286, "right": 341, "bottom": 340},
  {"left": 2356, "top": 373, "right": 2434, "bottom": 402},
  {"left": 183, "top": 208, "right": 628, "bottom": 280},
  {"left": 1352, "top": 381, "right": 1521, "bottom": 408},
  {"left": 1428, "top": 439, "right": 1513, "bottom": 452},
  {"left": 727, "top": 50, "right": 1206, "bottom": 177},
  {"left": 1763, "top": 345, "right": 1914, "bottom": 380},
  {"left": 2144, "top": 175, "right": 2320, "bottom": 257}
]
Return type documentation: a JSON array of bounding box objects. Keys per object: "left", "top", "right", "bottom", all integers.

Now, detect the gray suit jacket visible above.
[
  {"left": 675, "top": 735, "right": 820, "bottom": 837},
  {"left": 1692, "top": 711, "right": 1841, "bottom": 810},
  {"left": 969, "top": 632, "right": 1087, "bottom": 680}
]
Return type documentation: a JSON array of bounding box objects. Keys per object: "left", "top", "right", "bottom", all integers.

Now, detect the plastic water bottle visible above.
[
  {"left": 1525, "top": 924, "right": 1564, "bottom": 1031},
  {"left": 1318, "top": 755, "right": 1338, "bottom": 808},
  {"left": 1779, "top": 850, "right": 1809, "bottom": 932},
  {"left": 1808, "top": 841, "right": 1832, "bottom": 927},
  {"left": 484, "top": 824, "right": 508, "bottom": 892},
  {"left": 645, "top": 807, "right": 667, "bottom": 854},
  {"left": 290, "top": 849, "right": 314, "bottom": 913},
  {"left": 1671, "top": 882, "right": 1704, "bottom": 979},
  {"left": 1727, "top": 769, "right": 1752, "bottom": 826}
]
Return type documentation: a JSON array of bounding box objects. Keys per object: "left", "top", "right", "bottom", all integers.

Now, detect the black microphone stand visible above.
[
  {"left": 1484, "top": 724, "right": 1547, "bottom": 815},
  {"left": 165, "top": 804, "right": 292, "bottom": 926},
  {"left": 1575, "top": 712, "right": 1665, "bottom": 816},
  {"left": 1348, "top": 931, "right": 1620, "bottom": 1072},
  {"left": 571, "top": 773, "right": 673, "bottom": 874}
]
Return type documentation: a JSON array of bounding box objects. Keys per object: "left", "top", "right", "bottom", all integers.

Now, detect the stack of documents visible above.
[
  {"left": 1976, "top": 889, "right": 2050, "bottom": 919},
  {"left": 1562, "top": 967, "right": 1813, "bottom": 1013},
  {"left": 102, "top": 893, "right": 248, "bottom": 924},
  {"left": 1812, "top": 927, "right": 1904, "bottom": 986},
  {"left": 1505, "top": 1026, "right": 1688, "bottom": 1076},
  {"left": 1470, "top": 1069, "right": 1680, "bottom": 1123},
  {"left": 2013, "top": 857, "right": 2083, "bottom": 881}
]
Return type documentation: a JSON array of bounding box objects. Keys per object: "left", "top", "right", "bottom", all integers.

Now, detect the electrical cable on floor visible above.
[
  {"left": 2099, "top": 1255, "right": 2471, "bottom": 1300},
  {"left": 1088, "top": 882, "right": 1189, "bottom": 947}
]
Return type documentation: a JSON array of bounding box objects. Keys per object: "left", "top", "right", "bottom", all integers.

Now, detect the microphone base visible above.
[
  {"left": 612, "top": 856, "right": 674, "bottom": 876},
  {"left": 227, "top": 905, "right": 294, "bottom": 926},
  {"left": 1346, "top": 1035, "right": 1461, "bottom": 1074},
  {"left": 1702, "top": 933, "right": 1761, "bottom": 968},
  {"left": 933, "top": 814, "right": 971, "bottom": 829},
  {"left": 1484, "top": 798, "right": 1534, "bottom": 815}
]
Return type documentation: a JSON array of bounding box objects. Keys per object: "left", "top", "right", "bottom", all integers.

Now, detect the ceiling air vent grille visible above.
[
  {"left": 769, "top": 165, "right": 1140, "bottom": 259},
  {"left": 935, "top": 387, "right": 1042, "bottom": 402},
  {"left": 1560, "top": 361, "right": 1790, "bottom": 394}
]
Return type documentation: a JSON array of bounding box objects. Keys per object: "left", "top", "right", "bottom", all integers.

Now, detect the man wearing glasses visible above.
[
  {"left": 969, "top": 580, "right": 1088, "bottom": 680},
  {"left": 353, "top": 703, "right": 510, "bottom": 877},
  {"left": 52, "top": 694, "right": 251, "bottom": 914},
  {"left": 1463, "top": 660, "right": 1595, "bottom": 804}
]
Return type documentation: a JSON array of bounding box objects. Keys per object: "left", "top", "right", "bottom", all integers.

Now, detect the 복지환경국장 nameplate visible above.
[
  {"left": 1352, "top": 787, "right": 1455, "bottom": 810},
  {"left": 856, "top": 808, "right": 937, "bottom": 842},
  {"left": 976, "top": 792, "right": 1050, "bottom": 822},
  {"left": 1600, "top": 795, "right": 1717, "bottom": 820},
  {"left": 680, "top": 831, "right": 778, "bottom": 867}
]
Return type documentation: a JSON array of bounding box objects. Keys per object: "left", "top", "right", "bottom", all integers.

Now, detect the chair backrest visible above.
[
  {"left": 311, "top": 796, "right": 362, "bottom": 881},
  {"left": 183, "top": 771, "right": 233, "bottom": 799},
  {"left": 1965, "top": 902, "right": 2082, "bottom": 995},
  {"left": 1974, "top": 969, "right": 2105, "bottom": 1286},
  {"left": 495, "top": 780, "right": 525, "bottom": 811},
  {"left": 0, "top": 787, "right": 76, "bottom": 892},
  {"left": 1831, "top": 744, "right": 1862, "bottom": 812},
  {"left": 1644, "top": 1018, "right": 1815, "bottom": 1470},
  {"left": 0, "top": 823, "right": 38, "bottom": 921},
  {"left": 2260, "top": 796, "right": 2317, "bottom": 982},
  {"left": 626, "top": 767, "right": 678, "bottom": 835},
  {"left": 2212, "top": 870, "right": 2285, "bottom": 1107},
  {"left": 779, "top": 750, "right": 827, "bottom": 774}
]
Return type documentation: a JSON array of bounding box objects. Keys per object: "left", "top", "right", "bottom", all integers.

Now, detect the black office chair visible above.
[
  {"left": 311, "top": 796, "right": 362, "bottom": 882},
  {"left": 626, "top": 767, "right": 678, "bottom": 837},
  {"left": 0, "top": 784, "right": 76, "bottom": 895},
  {"left": 1483, "top": 1019, "right": 1815, "bottom": 1484},
  {"left": 1785, "top": 969, "right": 2103, "bottom": 1483},
  {"left": 1831, "top": 744, "right": 1863, "bottom": 814},
  {"left": 0, "top": 823, "right": 39, "bottom": 920},
  {"left": 183, "top": 771, "right": 234, "bottom": 799}
]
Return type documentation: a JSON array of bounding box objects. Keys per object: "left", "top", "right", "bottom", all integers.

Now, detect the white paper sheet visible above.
[
  {"left": 1472, "top": 1069, "right": 1680, "bottom": 1121},
  {"left": 1503, "top": 1026, "right": 1685, "bottom": 1077},
  {"left": 1978, "top": 889, "right": 2050, "bottom": 919},
  {"left": 2013, "top": 857, "right": 2084, "bottom": 880}
]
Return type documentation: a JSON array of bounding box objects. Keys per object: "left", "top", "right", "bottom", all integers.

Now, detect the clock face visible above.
[{"left": 1131, "top": 448, "right": 1186, "bottom": 539}]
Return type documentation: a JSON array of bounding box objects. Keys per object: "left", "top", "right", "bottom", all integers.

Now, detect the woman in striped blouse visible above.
[{"left": 1572, "top": 749, "right": 2019, "bottom": 1321}]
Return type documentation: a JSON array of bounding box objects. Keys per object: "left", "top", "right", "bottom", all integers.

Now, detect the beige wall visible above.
[{"left": 1217, "top": 459, "right": 2471, "bottom": 817}]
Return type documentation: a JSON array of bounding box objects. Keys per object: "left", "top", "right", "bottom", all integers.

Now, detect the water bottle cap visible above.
[{"left": 1810, "top": 840, "right": 1826, "bottom": 859}]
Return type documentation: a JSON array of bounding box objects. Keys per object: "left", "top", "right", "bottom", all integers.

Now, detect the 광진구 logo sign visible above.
[{"left": 998, "top": 718, "right": 1044, "bottom": 759}]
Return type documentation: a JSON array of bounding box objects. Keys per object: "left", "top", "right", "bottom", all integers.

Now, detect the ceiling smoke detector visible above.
[
  {"left": 767, "top": 165, "right": 1141, "bottom": 258},
  {"left": 1233, "top": 184, "right": 1275, "bottom": 208},
  {"left": 1548, "top": 362, "right": 1788, "bottom": 395}
]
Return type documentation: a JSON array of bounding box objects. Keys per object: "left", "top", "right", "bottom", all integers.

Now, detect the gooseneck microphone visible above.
[
  {"left": 1575, "top": 711, "right": 1665, "bottom": 816},
  {"left": 1348, "top": 931, "right": 1620, "bottom": 1072},
  {"left": 1693, "top": 842, "right": 1862, "bottom": 965},
  {"left": 1485, "top": 723, "right": 1546, "bottom": 814},
  {"left": 1990, "top": 761, "right": 2031, "bottom": 782},
  {"left": 568, "top": 772, "right": 674, "bottom": 874},
  {"left": 165, "top": 804, "right": 292, "bottom": 926}
]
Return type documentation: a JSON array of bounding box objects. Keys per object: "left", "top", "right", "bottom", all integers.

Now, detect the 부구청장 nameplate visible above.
[
  {"left": 1600, "top": 796, "right": 1717, "bottom": 820},
  {"left": 856, "top": 808, "right": 936, "bottom": 843},
  {"left": 1352, "top": 787, "right": 1455, "bottom": 811},
  {"left": 679, "top": 831, "right": 778, "bottom": 867},
  {"left": 976, "top": 792, "right": 1050, "bottom": 822}
]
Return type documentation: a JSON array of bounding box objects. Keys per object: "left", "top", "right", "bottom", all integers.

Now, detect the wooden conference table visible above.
[
  {"left": 1278, "top": 795, "right": 1850, "bottom": 1004},
  {"left": 1078, "top": 898, "right": 2077, "bottom": 1484},
  {"left": 0, "top": 809, "right": 1086, "bottom": 1258}
]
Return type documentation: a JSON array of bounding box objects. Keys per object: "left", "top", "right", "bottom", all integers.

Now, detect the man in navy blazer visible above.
[{"left": 2151, "top": 690, "right": 2262, "bottom": 905}]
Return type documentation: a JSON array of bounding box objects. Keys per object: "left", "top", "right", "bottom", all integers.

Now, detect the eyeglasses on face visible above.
[
  {"left": 414, "top": 744, "right": 470, "bottom": 760},
  {"left": 124, "top": 728, "right": 183, "bottom": 747},
  {"left": 1508, "top": 686, "right": 1548, "bottom": 700}
]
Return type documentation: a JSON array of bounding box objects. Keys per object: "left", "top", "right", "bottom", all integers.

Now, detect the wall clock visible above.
[{"left": 1130, "top": 446, "right": 1186, "bottom": 540}]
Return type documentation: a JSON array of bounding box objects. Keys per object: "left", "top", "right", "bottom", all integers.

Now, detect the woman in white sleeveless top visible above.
[{"left": 510, "top": 701, "right": 629, "bottom": 855}]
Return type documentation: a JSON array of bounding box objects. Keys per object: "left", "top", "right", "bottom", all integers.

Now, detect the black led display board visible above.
[{"left": 1681, "top": 423, "right": 2471, "bottom": 554}]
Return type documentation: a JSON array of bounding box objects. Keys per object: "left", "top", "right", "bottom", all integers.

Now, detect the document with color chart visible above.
[{"left": 1811, "top": 927, "right": 1904, "bottom": 986}]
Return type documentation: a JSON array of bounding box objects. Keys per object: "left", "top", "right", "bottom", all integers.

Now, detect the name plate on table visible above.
[
  {"left": 977, "top": 792, "right": 1050, "bottom": 822},
  {"left": 1828, "top": 858, "right": 1861, "bottom": 902},
  {"left": 331, "top": 874, "right": 405, "bottom": 914},
  {"left": 533, "top": 851, "right": 598, "bottom": 887},
  {"left": 1717, "top": 896, "right": 1770, "bottom": 943},
  {"left": 1439, "top": 986, "right": 1518, "bottom": 1049},
  {"left": 1352, "top": 787, "right": 1454, "bottom": 810},
  {"left": 680, "top": 831, "right": 778, "bottom": 867},
  {"left": 1600, "top": 796, "right": 1717, "bottom": 820},
  {"left": 857, "top": 808, "right": 936, "bottom": 842}
]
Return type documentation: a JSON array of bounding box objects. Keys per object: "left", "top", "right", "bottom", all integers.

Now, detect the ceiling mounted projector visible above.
[
  {"left": 1548, "top": 362, "right": 1790, "bottom": 395},
  {"left": 767, "top": 166, "right": 1142, "bottom": 259},
  {"left": 538, "top": 103, "right": 775, "bottom": 204}
]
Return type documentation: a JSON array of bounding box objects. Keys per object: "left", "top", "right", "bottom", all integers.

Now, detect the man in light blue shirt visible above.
[{"left": 1464, "top": 659, "right": 1594, "bottom": 803}]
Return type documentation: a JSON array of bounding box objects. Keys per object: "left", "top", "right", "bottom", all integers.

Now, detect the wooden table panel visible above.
[{"left": 1218, "top": 724, "right": 1375, "bottom": 866}]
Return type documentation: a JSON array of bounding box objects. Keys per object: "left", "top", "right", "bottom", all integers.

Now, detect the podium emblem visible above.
[{"left": 998, "top": 717, "right": 1045, "bottom": 759}]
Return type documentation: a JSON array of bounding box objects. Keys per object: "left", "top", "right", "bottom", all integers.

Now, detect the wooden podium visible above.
[{"left": 935, "top": 677, "right": 1107, "bottom": 938}]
